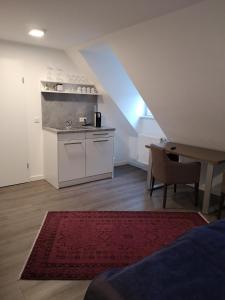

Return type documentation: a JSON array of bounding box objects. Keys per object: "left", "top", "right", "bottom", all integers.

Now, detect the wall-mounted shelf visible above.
[
  {"left": 41, "top": 90, "right": 99, "bottom": 96},
  {"left": 40, "top": 80, "right": 99, "bottom": 96}
]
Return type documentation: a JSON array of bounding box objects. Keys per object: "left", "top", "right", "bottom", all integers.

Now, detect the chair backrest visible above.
[
  {"left": 150, "top": 144, "right": 169, "bottom": 182},
  {"left": 222, "top": 172, "right": 225, "bottom": 194}
]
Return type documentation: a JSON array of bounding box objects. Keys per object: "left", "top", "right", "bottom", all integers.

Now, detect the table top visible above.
[{"left": 146, "top": 142, "right": 225, "bottom": 165}]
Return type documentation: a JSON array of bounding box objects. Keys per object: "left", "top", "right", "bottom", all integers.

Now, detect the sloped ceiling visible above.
[
  {"left": 81, "top": 44, "right": 146, "bottom": 131},
  {"left": 103, "top": 0, "right": 225, "bottom": 150}
]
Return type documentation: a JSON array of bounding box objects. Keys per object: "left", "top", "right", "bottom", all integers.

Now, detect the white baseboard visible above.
[
  {"left": 30, "top": 175, "right": 44, "bottom": 182},
  {"left": 128, "top": 159, "right": 148, "bottom": 171},
  {"left": 114, "top": 160, "right": 129, "bottom": 167}
]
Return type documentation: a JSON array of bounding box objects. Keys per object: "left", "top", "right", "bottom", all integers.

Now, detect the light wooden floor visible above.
[{"left": 0, "top": 165, "right": 216, "bottom": 300}]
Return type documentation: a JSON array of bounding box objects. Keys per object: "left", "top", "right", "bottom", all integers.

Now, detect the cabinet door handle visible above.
[
  {"left": 93, "top": 133, "right": 108, "bottom": 136},
  {"left": 64, "top": 142, "right": 82, "bottom": 145},
  {"left": 93, "top": 140, "right": 109, "bottom": 143}
]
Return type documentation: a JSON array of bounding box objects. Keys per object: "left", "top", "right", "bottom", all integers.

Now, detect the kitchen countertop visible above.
[{"left": 43, "top": 126, "right": 115, "bottom": 133}]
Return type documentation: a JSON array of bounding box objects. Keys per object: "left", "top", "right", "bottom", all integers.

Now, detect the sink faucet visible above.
[{"left": 65, "top": 120, "right": 72, "bottom": 129}]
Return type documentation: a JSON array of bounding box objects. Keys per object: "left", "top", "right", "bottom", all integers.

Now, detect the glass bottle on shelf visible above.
[{"left": 56, "top": 68, "right": 63, "bottom": 82}]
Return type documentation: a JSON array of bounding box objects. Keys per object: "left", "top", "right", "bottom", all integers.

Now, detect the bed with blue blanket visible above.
[{"left": 84, "top": 219, "right": 225, "bottom": 300}]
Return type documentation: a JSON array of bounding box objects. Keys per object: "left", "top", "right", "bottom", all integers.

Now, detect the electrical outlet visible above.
[{"left": 79, "top": 117, "right": 87, "bottom": 123}]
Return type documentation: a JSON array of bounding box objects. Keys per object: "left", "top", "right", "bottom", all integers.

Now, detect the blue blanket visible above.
[{"left": 84, "top": 219, "right": 225, "bottom": 300}]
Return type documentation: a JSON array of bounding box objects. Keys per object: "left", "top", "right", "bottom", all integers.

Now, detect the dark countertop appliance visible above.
[{"left": 94, "top": 112, "right": 101, "bottom": 128}]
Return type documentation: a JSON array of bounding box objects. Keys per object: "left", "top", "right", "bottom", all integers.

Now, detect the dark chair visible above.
[
  {"left": 150, "top": 144, "right": 201, "bottom": 208},
  {"left": 217, "top": 173, "right": 225, "bottom": 219}
]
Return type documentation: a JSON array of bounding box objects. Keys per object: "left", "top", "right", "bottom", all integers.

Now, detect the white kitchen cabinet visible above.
[
  {"left": 58, "top": 139, "right": 85, "bottom": 182},
  {"left": 86, "top": 137, "right": 114, "bottom": 177},
  {"left": 43, "top": 128, "right": 115, "bottom": 188}
]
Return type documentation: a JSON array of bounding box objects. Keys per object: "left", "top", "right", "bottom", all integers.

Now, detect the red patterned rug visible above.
[{"left": 21, "top": 211, "right": 207, "bottom": 280}]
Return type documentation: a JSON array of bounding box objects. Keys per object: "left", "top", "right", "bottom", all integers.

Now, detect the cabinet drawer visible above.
[
  {"left": 58, "top": 139, "right": 85, "bottom": 182},
  {"left": 86, "top": 130, "right": 114, "bottom": 139},
  {"left": 58, "top": 132, "right": 85, "bottom": 141}
]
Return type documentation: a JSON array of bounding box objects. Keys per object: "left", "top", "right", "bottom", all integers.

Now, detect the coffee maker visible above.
[{"left": 94, "top": 112, "right": 101, "bottom": 127}]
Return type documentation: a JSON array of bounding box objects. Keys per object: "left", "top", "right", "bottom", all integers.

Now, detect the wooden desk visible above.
[{"left": 146, "top": 142, "right": 225, "bottom": 214}]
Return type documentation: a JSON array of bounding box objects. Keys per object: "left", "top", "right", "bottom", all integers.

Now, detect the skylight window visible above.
[
  {"left": 144, "top": 105, "right": 153, "bottom": 118},
  {"left": 81, "top": 44, "right": 154, "bottom": 128}
]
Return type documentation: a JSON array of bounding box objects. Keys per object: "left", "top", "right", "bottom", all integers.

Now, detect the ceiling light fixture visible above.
[{"left": 28, "top": 29, "right": 45, "bottom": 38}]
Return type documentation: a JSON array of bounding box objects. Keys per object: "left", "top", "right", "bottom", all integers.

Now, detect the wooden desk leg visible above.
[
  {"left": 202, "top": 163, "right": 214, "bottom": 214},
  {"left": 147, "top": 151, "right": 152, "bottom": 189}
]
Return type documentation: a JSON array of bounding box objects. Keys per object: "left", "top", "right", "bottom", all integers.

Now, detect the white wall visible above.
[
  {"left": 137, "top": 117, "right": 165, "bottom": 139},
  {"left": 98, "top": 93, "right": 134, "bottom": 165},
  {"left": 106, "top": 0, "right": 225, "bottom": 151},
  {"left": 67, "top": 0, "right": 225, "bottom": 185},
  {"left": 3, "top": 0, "right": 223, "bottom": 183},
  {"left": 135, "top": 117, "right": 166, "bottom": 166},
  {"left": 0, "top": 39, "right": 133, "bottom": 183},
  {"left": 81, "top": 44, "right": 146, "bottom": 130},
  {"left": 67, "top": 47, "right": 136, "bottom": 166},
  {"left": 67, "top": 46, "right": 166, "bottom": 168},
  {"left": 0, "top": 40, "right": 81, "bottom": 180},
  {"left": 70, "top": 0, "right": 225, "bottom": 151}
]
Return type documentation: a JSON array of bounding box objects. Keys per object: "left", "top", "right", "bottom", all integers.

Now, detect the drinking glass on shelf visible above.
[
  {"left": 71, "top": 74, "right": 77, "bottom": 83},
  {"left": 77, "top": 75, "right": 82, "bottom": 84},
  {"left": 56, "top": 68, "right": 63, "bottom": 82},
  {"left": 65, "top": 73, "right": 69, "bottom": 83},
  {"left": 81, "top": 86, "right": 86, "bottom": 94},
  {"left": 68, "top": 73, "right": 75, "bottom": 83},
  {"left": 80, "top": 75, "right": 86, "bottom": 84},
  {"left": 91, "top": 87, "right": 94, "bottom": 94}
]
